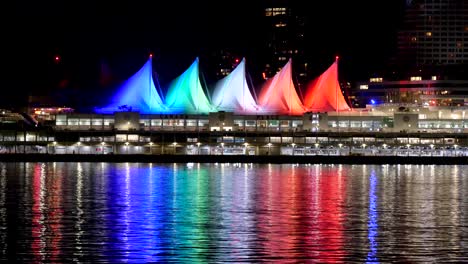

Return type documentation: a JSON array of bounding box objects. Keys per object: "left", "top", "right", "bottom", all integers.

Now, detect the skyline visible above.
[{"left": 5, "top": 1, "right": 406, "bottom": 107}]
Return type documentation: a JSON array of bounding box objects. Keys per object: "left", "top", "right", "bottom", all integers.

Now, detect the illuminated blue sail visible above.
[
  {"left": 212, "top": 58, "right": 260, "bottom": 113},
  {"left": 95, "top": 57, "right": 166, "bottom": 114}
]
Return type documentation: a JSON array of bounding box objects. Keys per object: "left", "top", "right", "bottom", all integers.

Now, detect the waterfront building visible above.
[{"left": 1, "top": 103, "right": 467, "bottom": 156}]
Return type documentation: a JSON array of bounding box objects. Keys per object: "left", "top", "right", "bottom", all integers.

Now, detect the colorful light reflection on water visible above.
[{"left": 0, "top": 163, "right": 468, "bottom": 262}]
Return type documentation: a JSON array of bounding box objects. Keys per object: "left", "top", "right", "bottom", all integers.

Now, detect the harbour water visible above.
[{"left": 0, "top": 162, "right": 467, "bottom": 262}]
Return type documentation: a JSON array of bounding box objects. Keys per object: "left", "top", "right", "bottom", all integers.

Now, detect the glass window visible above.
[
  {"left": 270, "top": 137, "right": 281, "bottom": 143},
  {"left": 257, "top": 120, "right": 267, "bottom": 127},
  {"left": 68, "top": 118, "right": 79, "bottom": 126},
  {"left": 234, "top": 120, "right": 244, "bottom": 127},
  {"left": 128, "top": 134, "right": 139, "bottom": 142},
  {"left": 151, "top": 119, "right": 162, "bottom": 126},
  {"left": 116, "top": 134, "right": 127, "bottom": 142},
  {"left": 350, "top": 121, "right": 361, "bottom": 128},
  {"left": 92, "top": 119, "right": 103, "bottom": 126},
  {"left": 198, "top": 120, "right": 209, "bottom": 126},
  {"left": 362, "top": 121, "right": 373, "bottom": 128},
  {"left": 186, "top": 119, "right": 197, "bottom": 127},
  {"left": 338, "top": 121, "right": 349, "bottom": 128},
  {"left": 292, "top": 120, "right": 303, "bottom": 127},
  {"left": 104, "top": 119, "right": 113, "bottom": 126},
  {"left": 268, "top": 120, "right": 279, "bottom": 127},
  {"left": 79, "top": 119, "right": 91, "bottom": 126},
  {"left": 26, "top": 133, "right": 36, "bottom": 142},
  {"left": 280, "top": 120, "right": 290, "bottom": 127},
  {"left": 141, "top": 119, "right": 150, "bottom": 127},
  {"left": 245, "top": 120, "right": 256, "bottom": 127}
]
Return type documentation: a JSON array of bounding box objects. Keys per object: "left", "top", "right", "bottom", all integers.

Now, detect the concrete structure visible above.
[{"left": 1, "top": 104, "right": 466, "bottom": 157}]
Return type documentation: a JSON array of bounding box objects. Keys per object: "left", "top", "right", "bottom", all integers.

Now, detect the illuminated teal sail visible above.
[
  {"left": 95, "top": 56, "right": 166, "bottom": 114},
  {"left": 212, "top": 58, "right": 259, "bottom": 113},
  {"left": 164, "top": 58, "right": 214, "bottom": 114}
]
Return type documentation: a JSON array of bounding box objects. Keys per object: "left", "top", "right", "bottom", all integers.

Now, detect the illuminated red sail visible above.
[
  {"left": 258, "top": 59, "right": 306, "bottom": 115},
  {"left": 304, "top": 58, "right": 351, "bottom": 112}
]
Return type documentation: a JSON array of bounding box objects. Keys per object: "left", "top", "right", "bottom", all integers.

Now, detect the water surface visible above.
[{"left": 0, "top": 162, "right": 467, "bottom": 263}]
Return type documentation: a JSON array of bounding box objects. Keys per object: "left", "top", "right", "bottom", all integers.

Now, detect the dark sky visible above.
[{"left": 4, "top": 0, "right": 406, "bottom": 107}]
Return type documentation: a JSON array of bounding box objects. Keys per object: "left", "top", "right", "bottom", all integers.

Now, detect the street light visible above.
[
  {"left": 77, "top": 141, "right": 81, "bottom": 154},
  {"left": 244, "top": 142, "right": 249, "bottom": 155},
  {"left": 125, "top": 142, "right": 129, "bottom": 154},
  {"left": 406, "top": 144, "right": 411, "bottom": 156},
  {"left": 149, "top": 142, "right": 153, "bottom": 155},
  {"left": 196, "top": 142, "right": 201, "bottom": 155},
  {"left": 338, "top": 143, "right": 343, "bottom": 156},
  {"left": 291, "top": 143, "right": 296, "bottom": 156},
  {"left": 267, "top": 143, "right": 272, "bottom": 155},
  {"left": 101, "top": 141, "right": 105, "bottom": 154},
  {"left": 172, "top": 142, "right": 177, "bottom": 155},
  {"left": 220, "top": 142, "right": 224, "bottom": 155}
]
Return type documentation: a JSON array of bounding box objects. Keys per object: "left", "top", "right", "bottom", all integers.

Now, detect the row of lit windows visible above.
[
  {"left": 0, "top": 134, "right": 54, "bottom": 142},
  {"left": 265, "top": 7, "right": 287, "bottom": 17}
]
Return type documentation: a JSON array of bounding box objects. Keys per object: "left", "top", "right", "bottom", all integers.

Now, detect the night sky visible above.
[{"left": 5, "top": 0, "right": 406, "bottom": 108}]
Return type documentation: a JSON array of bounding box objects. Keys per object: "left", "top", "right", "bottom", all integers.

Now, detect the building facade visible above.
[
  {"left": 390, "top": 0, "right": 468, "bottom": 77},
  {"left": 262, "top": 0, "right": 308, "bottom": 88},
  {"left": 1, "top": 105, "right": 467, "bottom": 156}
]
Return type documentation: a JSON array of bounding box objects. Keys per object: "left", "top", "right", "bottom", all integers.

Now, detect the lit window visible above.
[
  {"left": 369, "top": 77, "right": 383, "bottom": 82},
  {"left": 359, "top": 85, "right": 369, "bottom": 90},
  {"left": 410, "top": 76, "right": 422, "bottom": 81},
  {"left": 431, "top": 76, "right": 437, "bottom": 80},
  {"left": 275, "top": 23, "right": 287, "bottom": 27},
  {"left": 426, "top": 32, "right": 432, "bottom": 37}
]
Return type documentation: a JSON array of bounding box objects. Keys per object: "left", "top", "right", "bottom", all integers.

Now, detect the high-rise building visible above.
[
  {"left": 391, "top": 0, "right": 468, "bottom": 78},
  {"left": 262, "top": 0, "right": 307, "bottom": 89},
  {"left": 351, "top": 0, "right": 468, "bottom": 108}
]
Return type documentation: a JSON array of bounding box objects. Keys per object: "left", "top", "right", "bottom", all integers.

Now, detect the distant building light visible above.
[
  {"left": 359, "top": 85, "right": 369, "bottom": 90},
  {"left": 410, "top": 76, "right": 422, "bottom": 81},
  {"left": 426, "top": 32, "right": 432, "bottom": 37},
  {"left": 431, "top": 76, "right": 437, "bottom": 80},
  {"left": 275, "top": 23, "right": 287, "bottom": 27},
  {"left": 369, "top": 77, "right": 383, "bottom": 82},
  {"left": 370, "top": 99, "right": 376, "bottom": 105}
]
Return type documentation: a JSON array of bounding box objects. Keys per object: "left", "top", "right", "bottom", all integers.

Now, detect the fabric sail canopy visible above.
[
  {"left": 212, "top": 58, "right": 259, "bottom": 113},
  {"left": 257, "top": 59, "right": 306, "bottom": 115},
  {"left": 95, "top": 57, "right": 166, "bottom": 114},
  {"left": 164, "top": 57, "right": 214, "bottom": 114},
  {"left": 304, "top": 58, "right": 351, "bottom": 112}
]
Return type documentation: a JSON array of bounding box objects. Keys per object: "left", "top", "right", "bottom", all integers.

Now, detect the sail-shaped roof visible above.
[
  {"left": 164, "top": 58, "right": 214, "bottom": 114},
  {"left": 95, "top": 56, "right": 166, "bottom": 114},
  {"left": 257, "top": 59, "right": 306, "bottom": 115},
  {"left": 304, "top": 58, "right": 351, "bottom": 112},
  {"left": 212, "top": 58, "right": 259, "bottom": 114}
]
